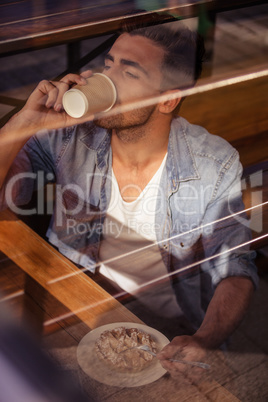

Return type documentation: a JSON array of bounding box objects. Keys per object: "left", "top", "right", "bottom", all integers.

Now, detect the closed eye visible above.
[
  {"left": 126, "top": 71, "right": 139, "bottom": 79},
  {"left": 104, "top": 53, "right": 148, "bottom": 79}
]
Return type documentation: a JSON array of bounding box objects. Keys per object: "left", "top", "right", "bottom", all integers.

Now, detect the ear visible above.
[{"left": 158, "top": 90, "right": 181, "bottom": 114}]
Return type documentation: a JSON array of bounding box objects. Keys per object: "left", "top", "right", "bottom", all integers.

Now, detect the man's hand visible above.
[
  {"left": 16, "top": 70, "right": 93, "bottom": 136},
  {"left": 157, "top": 335, "right": 208, "bottom": 382},
  {"left": 157, "top": 277, "right": 254, "bottom": 382},
  {"left": 194, "top": 277, "right": 254, "bottom": 349},
  {"left": 0, "top": 70, "right": 93, "bottom": 190}
]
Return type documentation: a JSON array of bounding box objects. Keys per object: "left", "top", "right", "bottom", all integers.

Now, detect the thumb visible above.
[
  {"left": 157, "top": 343, "right": 179, "bottom": 361},
  {"left": 157, "top": 335, "right": 192, "bottom": 360}
]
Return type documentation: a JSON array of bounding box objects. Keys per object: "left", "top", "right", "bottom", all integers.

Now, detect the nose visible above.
[
  {"left": 102, "top": 67, "right": 120, "bottom": 98},
  {"left": 103, "top": 67, "right": 116, "bottom": 83}
]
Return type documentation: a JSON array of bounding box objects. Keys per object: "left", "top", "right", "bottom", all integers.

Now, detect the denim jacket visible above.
[{"left": 1, "top": 117, "right": 258, "bottom": 328}]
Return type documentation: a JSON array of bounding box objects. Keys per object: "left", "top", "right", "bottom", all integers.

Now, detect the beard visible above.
[{"left": 94, "top": 104, "right": 157, "bottom": 143}]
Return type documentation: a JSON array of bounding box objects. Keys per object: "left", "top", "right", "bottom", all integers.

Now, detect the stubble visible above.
[{"left": 94, "top": 104, "right": 157, "bottom": 143}]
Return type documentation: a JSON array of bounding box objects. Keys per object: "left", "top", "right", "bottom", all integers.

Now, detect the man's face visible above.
[{"left": 95, "top": 33, "right": 165, "bottom": 134}]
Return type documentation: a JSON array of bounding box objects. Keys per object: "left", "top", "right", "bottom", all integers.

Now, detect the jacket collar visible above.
[
  {"left": 166, "top": 118, "right": 200, "bottom": 191},
  {"left": 79, "top": 123, "right": 111, "bottom": 170}
]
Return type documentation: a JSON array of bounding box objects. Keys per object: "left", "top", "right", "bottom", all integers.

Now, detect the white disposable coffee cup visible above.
[{"left": 63, "top": 73, "right": 117, "bottom": 118}]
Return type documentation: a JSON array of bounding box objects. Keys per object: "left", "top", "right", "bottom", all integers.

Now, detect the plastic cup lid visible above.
[{"left": 63, "top": 90, "right": 88, "bottom": 118}]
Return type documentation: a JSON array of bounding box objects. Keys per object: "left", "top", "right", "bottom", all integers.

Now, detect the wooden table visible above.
[
  {"left": 0, "top": 209, "right": 141, "bottom": 332},
  {"left": 0, "top": 208, "right": 241, "bottom": 400}
]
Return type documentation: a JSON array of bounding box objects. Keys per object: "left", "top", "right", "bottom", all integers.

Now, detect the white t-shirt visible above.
[{"left": 99, "top": 155, "right": 182, "bottom": 318}]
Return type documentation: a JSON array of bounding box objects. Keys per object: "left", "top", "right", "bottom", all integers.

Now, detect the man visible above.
[{"left": 0, "top": 20, "right": 258, "bottom": 377}]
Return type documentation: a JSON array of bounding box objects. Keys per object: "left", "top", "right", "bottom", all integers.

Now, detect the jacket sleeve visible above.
[
  {"left": 200, "top": 150, "right": 259, "bottom": 290},
  {"left": 0, "top": 130, "right": 56, "bottom": 212}
]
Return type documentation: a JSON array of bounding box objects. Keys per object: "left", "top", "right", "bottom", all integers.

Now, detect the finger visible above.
[
  {"left": 45, "top": 82, "right": 60, "bottom": 109},
  {"left": 158, "top": 335, "right": 192, "bottom": 360},
  {"left": 52, "top": 72, "right": 92, "bottom": 111},
  {"left": 80, "top": 70, "right": 93, "bottom": 79},
  {"left": 59, "top": 73, "right": 88, "bottom": 86},
  {"left": 45, "top": 79, "right": 82, "bottom": 112},
  {"left": 157, "top": 344, "right": 182, "bottom": 360},
  {"left": 53, "top": 81, "right": 70, "bottom": 112},
  {"left": 33, "top": 80, "right": 59, "bottom": 109},
  {"left": 29, "top": 80, "right": 56, "bottom": 107},
  {"left": 160, "top": 359, "right": 187, "bottom": 373}
]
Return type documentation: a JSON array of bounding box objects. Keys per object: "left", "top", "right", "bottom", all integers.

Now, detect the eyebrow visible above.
[{"left": 105, "top": 53, "right": 149, "bottom": 77}]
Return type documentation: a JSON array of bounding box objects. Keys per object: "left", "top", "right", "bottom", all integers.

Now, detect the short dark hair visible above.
[{"left": 122, "top": 19, "right": 205, "bottom": 92}]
